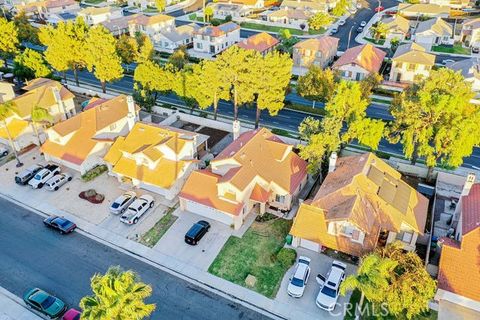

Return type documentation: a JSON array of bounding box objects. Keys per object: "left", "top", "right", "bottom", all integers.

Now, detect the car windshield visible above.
[
  {"left": 111, "top": 202, "right": 121, "bottom": 209},
  {"left": 40, "top": 296, "right": 55, "bottom": 309},
  {"left": 59, "top": 220, "right": 71, "bottom": 227},
  {"left": 321, "top": 285, "right": 337, "bottom": 298},
  {"left": 291, "top": 277, "right": 304, "bottom": 287},
  {"left": 34, "top": 174, "right": 42, "bottom": 180}
]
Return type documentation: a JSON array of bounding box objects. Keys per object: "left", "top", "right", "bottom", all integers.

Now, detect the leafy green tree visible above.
[
  {"left": 359, "top": 72, "right": 382, "bottom": 99},
  {"left": 216, "top": 46, "right": 258, "bottom": 120},
  {"left": 13, "top": 48, "right": 50, "bottom": 81},
  {"left": 332, "top": 0, "right": 349, "bottom": 17},
  {"left": 278, "top": 30, "right": 300, "bottom": 54},
  {"left": 308, "top": 12, "right": 333, "bottom": 31},
  {"left": 253, "top": 51, "right": 293, "bottom": 128},
  {"left": 116, "top": 35, "right": 139, "bottom": 64},
  {"left": 0, "top": 17, "right": 19, "bottom": 65},
  {"left": 188, "top": 60, "right": 229, "bottom": 120},
  {"left": 155, "top": 0, "right": 166, "bottom": 11},
  {"left": 136, "top": 36, "right": 154, "bottom": 63},
  {"left": 14, "top": 11, "right": 39, "bottom": 44},
  {"left": 80, "top": 266, "right": 155, "bottom": 320},
  {"left": 85, "top": 25, "right": 123, "bottom": 93},
  {"left": 167, "top": 45, "right": 190, "bottom": 70},
  {"left": 39, "top": 23, "right": 70, "bottom": 81},
  {"left": 298, "top": 116, "right": 321, "bottom": 142},
  {"left": 134, "top": 60, "right": 175, "bottom": 110},
  {"left": 388, "top": 68, "right": 480, "bottom": 178},
  {"left": 296, "top": 66, "right": 337, "bottom": 106},
  {"left": 204, "top": 6, "right": 214, "bottom": 22},
  {"left": 370, "top": 21, "right": 389, "bottom": 41},
  {"left": 30, "top": 106, "right": 53, "bottom": 146},
  {"left": 0, "top": 101, "right": 22, "bottom": 166}
]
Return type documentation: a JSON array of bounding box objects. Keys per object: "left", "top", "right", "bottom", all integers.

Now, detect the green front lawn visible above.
[
  {"left": 84, "top": 0, "right": 105, "bottom": 4},
  {"left": 240, "top": 22, "right": 325, "bottom": 36},
  {"left": 432, "top": 43, "right": 470, "bottom": 55},
  {"left": 208, "top": 214, "right": 293, "bottom": 298},
  {"left": 139, "top": 206, "right": 178, "bottom": 247},
  {"left": 364, "top": 37, "right": 386, "bottom": 45}
]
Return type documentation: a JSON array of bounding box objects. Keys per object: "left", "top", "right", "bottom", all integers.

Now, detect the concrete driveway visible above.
[
  {"left": 276, "top": 248, "right": 357, "bottom": 320},
  {"left": 153, "top": 209, "right": 233, "bottom": 271}
]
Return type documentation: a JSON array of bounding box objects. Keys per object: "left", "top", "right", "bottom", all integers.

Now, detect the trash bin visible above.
[{"left": 285, "top": 234, "right": 292, "bottom": 245}]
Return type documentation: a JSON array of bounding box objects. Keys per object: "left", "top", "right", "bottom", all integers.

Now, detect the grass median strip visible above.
[
  {"left": 140, "top": 206, "right": 178, "bottom": 247},
  {"left": 208, "top": 214, "right": 293, "bottom": 298}
]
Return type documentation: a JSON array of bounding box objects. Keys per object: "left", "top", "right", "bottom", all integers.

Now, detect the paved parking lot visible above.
[
  {"left": 153, "top": 209, "right": 233, "bottom": 271},
  {"left": 0, "top": 148, "right": 169, "bottom": 240},
  {"left": 276, "top": 247, "right": 357, "bottom": 320}
]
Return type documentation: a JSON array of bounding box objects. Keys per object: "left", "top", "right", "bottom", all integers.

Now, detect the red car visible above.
[
  {"left": 62, "top": 308, "right": 81, "bottom": 320},
  {"left": 375, "top": 6, "right": 384, "bottom": 12}
]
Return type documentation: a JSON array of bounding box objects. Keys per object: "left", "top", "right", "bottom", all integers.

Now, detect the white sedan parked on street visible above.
[
  {"left": 120, "top": 194, "right": 155, "bottom": 225},
  {"left": 316, "top": 260, "right": 347, "bottom": 311},
  {"left": 287, "top": 256, "right": 311, "bottom": 298}
]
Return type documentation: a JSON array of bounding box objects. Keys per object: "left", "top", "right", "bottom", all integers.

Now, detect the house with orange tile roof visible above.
[
  {"left": 237, "top": 32, "right": 279, "bottom": 55},
  {"left": 293, "top": 36, "right": 339, "bottom": 73},
  {"left": 179, "top": 128, "right": 308, "bottom": 229},
  {"left": 41, "top": 95, "right": 138, "bottom": 174},
  {"left": 104, "top": 122, "right": 208, "bottom": 200},
  {"left": 436, "top": 175, "right": 480, "bottom": 316},
  {"left": 332, "top": 44, "right": 386, "bottom": 81},
  {"left": 13, "top": 0, "right": 80, "bottom": 19},
  {"left": 206, "top": 3, "right": 252, "bottom": 20},
  {"left": 289, "top": 152, "right": 429, "bottom": 256},
  {"left": 389, "top": 42, "right": 435, "bottom": 83},
  {"left": 127, "top": 0, "right": 155, "bottom": 10},
  {"left": 267, "top": 8, "right": 312, "bottom": 30},
  {"left": 128, "top": 13, "right": 176, "bottom": 38},
  {"left": 0, "top": 78, "right": 75, "bottom": 152},
  {"left": 78, "top": 6, "right": 123, "bottom": 25},
  {"left": 193, "top": 22, "right": 241, "bottom": 55},
  {"left": 216, "top": 0, "right": 264, "bottom": 9}
]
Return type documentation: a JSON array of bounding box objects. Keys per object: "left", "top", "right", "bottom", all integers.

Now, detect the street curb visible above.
[
  {"left": 0, "top": 192, "right": 286, "bottom": 320},
  {"left": 0, "top": 287, "right": 44, "bottom": 320}
]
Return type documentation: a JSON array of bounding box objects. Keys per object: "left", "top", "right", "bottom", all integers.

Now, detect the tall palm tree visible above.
[
  {"left": 80, "top": 266, "right": 156, "bottom": 320},
  {"left": 0, "top": 100, "right": 23, "bottom": 167},
  {"left": 370, "top": 22, "right": 389, "bottom": 42},
  {"left": 30, "top": 105, "right": 53, "bottom": 146},
  {"left": 340, "top": 253, "right": 397, "bottom": 318}
]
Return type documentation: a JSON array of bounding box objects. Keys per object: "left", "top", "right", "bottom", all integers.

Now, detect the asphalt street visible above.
[{"left": 0, "top": 198, "right": 272, "bottom": 320}]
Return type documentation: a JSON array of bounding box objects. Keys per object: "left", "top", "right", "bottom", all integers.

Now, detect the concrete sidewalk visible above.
[{"left": 0, "top": 287, "right": 43, "bottom": 320}]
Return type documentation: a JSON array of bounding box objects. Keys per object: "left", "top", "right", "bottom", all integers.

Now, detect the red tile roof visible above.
[
  {"left": 237, "top": 32, "right": 279, "bottom": 53},
  {"left": 332, "top": 44, "right": 386, "bottom": 73},
  {"left": 461, "top": 183, "right": 480, "bottom": 235}
]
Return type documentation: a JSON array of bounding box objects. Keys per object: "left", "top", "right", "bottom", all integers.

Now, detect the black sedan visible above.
[
  {"left": 43, "top": 216, "right": 77, "bottom": 234},
  {"left": 185, "top": 220, "right": 210, "bottom": 245}
]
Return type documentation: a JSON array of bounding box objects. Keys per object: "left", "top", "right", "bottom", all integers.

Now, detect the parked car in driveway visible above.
[
  {"left": 185, "top": 220, "right": 210, "bottom": 245},
  {"left": 287, "top": 256, "right": 311, "bottom": 298},
  {"left": 356, "top": 26, "right": 363, "bottom": 33},
  {"left": 43, "top": 216, "right": 77, "bottom": 234},
  {"left": 23, "top": 287, "right": 67, "bottom": 318},
  {"left": 28, "top": 164, "right": 60, "bottom": 189},
  {"left": 338, "top": 19, "right": 346, "bottom": 26},
  {"left": 120, "top": 194, "right": 154, "bottom": 225},
  {"left": 110, "top": 191, "right": 137, "bottom": 215},
  {"left": 0, "top": 144, "right": 8, "bottom": 158},
  {"left": 360, "top": 20, "right": 367, "bottom": 27},
  {"left": 62, "top": 308, "right": 81, "bottom": 320},
  {"left": 15, "top": 164, "right": 44, "bottom": 185},
  {"left": 315, "top": 260, "right": 347, "bottom": 311},
  {"left": 45, "top": 173, "right": 72, "bottom": 191}
]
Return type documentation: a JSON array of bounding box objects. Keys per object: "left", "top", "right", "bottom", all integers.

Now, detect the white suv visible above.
[
  {"left": 287, "top": 256, "right": 311, "bottom": 298},
  {"left": 316, "top": 260, "right": 347, "bottom": 311},
  {"left": 28, "top": 164, "right": 61, "bottom": 189},
  {"left": 120, "top": 194, "right": 155, "bottom": 225}
]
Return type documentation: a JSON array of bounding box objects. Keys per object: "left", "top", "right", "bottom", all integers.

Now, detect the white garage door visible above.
[
  {"left": 300, "top": 238, "right": 320, "bottom": 252},
  {"left": 182, "top": 199, "right": 234, "bottom": 226}
]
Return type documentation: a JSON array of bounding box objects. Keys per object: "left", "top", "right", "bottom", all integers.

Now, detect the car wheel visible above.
[
  {"left": 68, "top": 177, "right": 72, "bottom": 181},
  {"left": 149, "top": 201, "right": 154, "bottom": 208},
  {"left": 60, "top": 230, "right": 64, "bottom": 234},
  {"left": 54, "top": 186, "right": 59, "bottom": 191},
  {"left": 133, "top": 218, "right": 139, "bottom": 224},
  {"left": 2, "top": 151, "right": 7, "bottom": 156},
  {"left": 38, "top": 183, "right": 43, "bottom": 189},
  {"left": 121, "top": 207, "right": 126, "bottom": 214}
]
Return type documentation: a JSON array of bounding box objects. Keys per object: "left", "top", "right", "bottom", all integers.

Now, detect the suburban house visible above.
[
  {"left": 216, "top": 0, "right": 264, "bottom": 9},
  {"left": 446, "top": 58, "right": 480, "bottom": 92},
  {"left": 41, "top": 95, "right": 139, "bottom": 174},
  {"left": 0, "top": 78, "right": 75, "bottom": 151},
  {"left": 267, "top": 8, "right": 311, "bottom": 30},
  {"left": 436, "top": 177, "right": 480, "bottom": 316},
  {"left": 152, "top": 24, "right": 200, "bottom": 53},
  {"left": 193, "top": 22, "right": 241, "bottom": 55},
  {"left": 397, "top": 3, "right": 450, "bottom": 18},
  {"left": 292, "top": 36, "right": 339, "bottom": 72},
  {"left": 128, "top": 14, "right": 176, "bottom": 38},
  {"left": 413, "top": 17, "right": 453, "bottom": 50},
  {"left": 423, "top": 0, "right": 470, "bottom": 9},
  {"left": 14, "top": 0, "right": 80, "bottom": 19},
  {"left": 459, "top": 18, "right": 480, "bottom": 49},
  {"left": 127, "top": 0, "right": 155, "bottom": 10},
  {"left": 289, "top": 152, "right": 429, "bottom": 257},
  {"left": 206, "top": 3, "right": 252, "bottom": 19},
  {"left": 280, "top": 0, "right": 327, "bottom": 13},
  {"left": 104, "top": 122, "right": 208, "bottom": 200},
  {"left": 179, "top": 128, "right": 308, "bottom": 230},
  {"left": 383, "top": 15, "right": 410, "bottom": 44},
  {"left": 77, "top": 6, "right": 123, "bottom": 25},
  {"left": 0, "top": 82, "right": 15, "bottom": 103},
  {"left": 237, "top": 32, "right": 279, "bottom": 55},
  {"left": 102, "top": 14, "right": 141, "bottom": 36},
  {"left": 332, "top": 44, "right": 386, "bottom": 81},
  {"left": 390, "top": 42, "right": 435, "bottom": 83}
]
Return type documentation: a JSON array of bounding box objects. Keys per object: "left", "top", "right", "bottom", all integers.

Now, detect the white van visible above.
[{"left": 45, "top": 173, "right": 72, "bottom": 191}]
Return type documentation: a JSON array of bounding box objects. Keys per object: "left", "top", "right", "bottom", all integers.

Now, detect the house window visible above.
[
  {"left": 407, "top": 63, "right": 416, "bottom": 71},
  {"left": 305, "top": 49, "right": 311, "bottom": 56},
  {"left": 196, "top": 43, "right": 203, "bottom": 49},
  {"left": 340, "top": 224, "right": 355, "bottom": 237},
  {"left": 275, "top": 194, "right": 285, "bottom": 203},
  {"left": 402, "top": 231, "right": 413, "bottom": 243},
  {"left": 355, "top": 73, "right": 364, "bottom": 81}
]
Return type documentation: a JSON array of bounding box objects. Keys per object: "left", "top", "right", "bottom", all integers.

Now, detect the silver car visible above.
[
  {"left": 110, "top": 191, "right": 137, "bottom": 215},
  {"left": 45, "top": 173, "right": 72, "bottom": 191},
  {"left": 120, "top": 194, "right": 155, "bottom": 225}
]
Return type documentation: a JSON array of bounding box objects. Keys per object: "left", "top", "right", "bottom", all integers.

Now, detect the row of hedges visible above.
[{"left": 81, "top": 164, "right": 108, "bottom": 182}]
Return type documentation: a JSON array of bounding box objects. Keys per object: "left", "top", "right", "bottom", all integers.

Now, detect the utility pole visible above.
[{"left": 347, "top": 23, "right": 356, "bottom": 50}]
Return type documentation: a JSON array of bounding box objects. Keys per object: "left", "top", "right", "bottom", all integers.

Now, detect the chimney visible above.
[
  {"left": 52, "top": 87, "right": 67, "bottom": 120},
  {"left": 232, "top": 120, "right": 240, "bottom": 141},
  {"left": 126, "top": 95, "right": 137, "bottom": 131},
  {"left": 461, "top": 173, "right": 476, "bottom": 196},
  {"left": 328, "top": 152, "right": 337, "bottom": 173}
]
